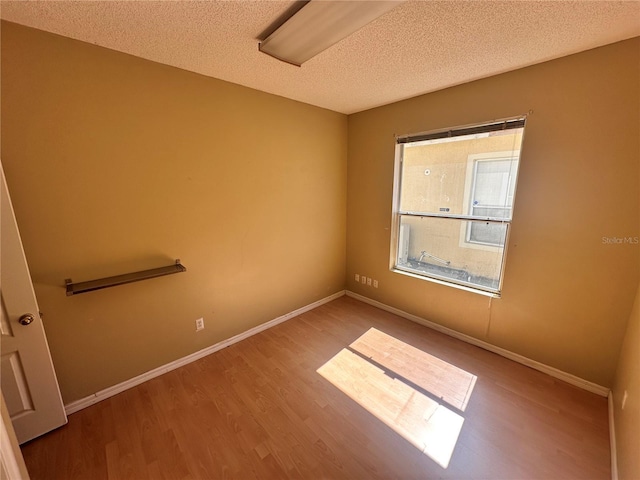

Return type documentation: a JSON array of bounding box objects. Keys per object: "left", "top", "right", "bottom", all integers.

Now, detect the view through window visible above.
[{"left": 392, "top": 118, "right": 526, "bottom": 295}]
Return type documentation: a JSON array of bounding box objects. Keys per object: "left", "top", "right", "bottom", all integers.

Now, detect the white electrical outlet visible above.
[
  {"left": 361, "top": 276, "right": 367, "bottom": 284},
  {"left": 367, "top": 277, "right": 372, "bottom": 286},
  {"left": 373, "top": 279, "right": 379, "bottom": 288},
  {"left": 195, "top": 318, "right": 205, "bottom": 331},
  {"left": 355, "top": 273, "right": 360, "bottom": 282},
  {"left": 622, "top": 390, "right": 628, "bottom": 410}
]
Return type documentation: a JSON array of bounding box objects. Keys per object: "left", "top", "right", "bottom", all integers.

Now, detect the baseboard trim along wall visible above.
[
  {"left": 608, "top": 392, "right": 619, "bottom": 480},
  {"left": 65, "top": 290, "right": 346, "bottom": 415},
  {"left": 345, "top": 291, "right": 610, "bottom": 397},
  {"left": 66, "top": 288, "right": 610, "bottom": 415}
]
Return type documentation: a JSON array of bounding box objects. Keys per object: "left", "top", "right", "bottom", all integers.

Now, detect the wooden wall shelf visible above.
[{"left": 65, "top": 260, "right": 186, "bottom": 296}]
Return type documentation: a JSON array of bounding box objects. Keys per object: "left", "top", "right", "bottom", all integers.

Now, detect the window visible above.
[
  {"left": 466, "top": 156, "right": 518, "bottom": 247},
  {"left": 391, "top": 118, "right": 525, "bottom": 296}
]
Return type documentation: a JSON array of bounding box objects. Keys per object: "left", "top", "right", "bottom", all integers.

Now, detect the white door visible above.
[{"left": 1, "top": 161, "right": 67, "bottom": 444}]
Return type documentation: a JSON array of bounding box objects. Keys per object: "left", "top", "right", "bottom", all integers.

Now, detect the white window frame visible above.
[
  {"left": 390, "top": 117, "right": 526, "bottom": 297},
  {"left": 459, "top": 152, "right": 520, "bottom": 251}
]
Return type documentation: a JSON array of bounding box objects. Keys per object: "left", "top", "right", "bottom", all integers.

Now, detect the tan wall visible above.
[
  {"left": 612, "top": 282, "right": 640, "bottom": 480},
  {"left": 611, "top": 137, "right": 640, "bottom": 479},
  {"left": 347, "top": 38, "right": 640, "bottom": 387},
  {"left": 1, "top": 19, "right": 638, "bottom": 405},
  {"left": 0, "top": 22, "right": 348, "bottom": 403}
]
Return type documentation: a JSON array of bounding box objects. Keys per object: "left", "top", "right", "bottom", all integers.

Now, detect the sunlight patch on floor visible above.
[
  {"left": 317, "top": 328, "right": 477, "bottom": 468},
  {"left": 350, "top": 328, "right": 476, "bottom": 411}
]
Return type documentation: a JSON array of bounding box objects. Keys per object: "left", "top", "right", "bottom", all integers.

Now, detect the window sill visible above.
[{"left": 391, "top": 267, "right": 501, "bottom": 298}]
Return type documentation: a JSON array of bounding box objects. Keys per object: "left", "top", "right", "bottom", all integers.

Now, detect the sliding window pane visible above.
[
  {"left": 396, "top": 215, "right": 507, "bottom": 292},
  {"left": 399, "top": 129, "right": 523, "bottom": 216}
]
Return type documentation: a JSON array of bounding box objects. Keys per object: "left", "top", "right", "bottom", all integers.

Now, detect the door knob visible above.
[{"left": 18, "top": 314, "right": 34, "bottom": 326}]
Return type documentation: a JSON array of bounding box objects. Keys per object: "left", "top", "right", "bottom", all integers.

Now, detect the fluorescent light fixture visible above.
[{"left": 259, "top": 0, "right": 404, "bottom": 66}]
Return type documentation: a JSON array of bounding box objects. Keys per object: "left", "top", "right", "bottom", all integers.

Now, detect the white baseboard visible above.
[
  {"left": 608, "top": 392, "right": 618, "bottom": 480},
  {"left": 65, "top": 290, "right": 346, "bottom": 415},
  {"left": 345, "top": 291, "right": 610, "bottom": 397},
  {"left": 66, "top": 288, "right": 609, "bottom": 415}
]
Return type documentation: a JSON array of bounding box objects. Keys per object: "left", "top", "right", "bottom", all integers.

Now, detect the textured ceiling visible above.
[{"left": 1, "top": 0, "right": 639, "bottom": 114}]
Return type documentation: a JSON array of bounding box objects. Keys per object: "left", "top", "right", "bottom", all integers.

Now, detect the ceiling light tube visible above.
[{"left": 259, "top": 0, "right": 404, "bottom": 66}]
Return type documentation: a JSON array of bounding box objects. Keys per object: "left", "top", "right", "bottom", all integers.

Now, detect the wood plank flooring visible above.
[{"left": 21, "top": 296, "right": 610, "bottom": 479}]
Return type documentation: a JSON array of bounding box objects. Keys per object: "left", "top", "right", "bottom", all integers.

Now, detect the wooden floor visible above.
[{"left": 21, "top": 296, "right": 610, "bottom": 479}]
